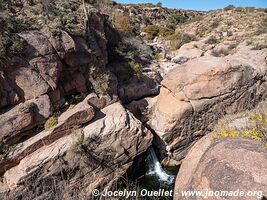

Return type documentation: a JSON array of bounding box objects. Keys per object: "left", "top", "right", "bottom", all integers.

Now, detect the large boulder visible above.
[
  {"left": 118, "top": 63, "right": 162, "bottom": 103},
  {"left": 150, "top": 48, "right": 267, "bottom": 165},
  {"left": 0, "top": 97, "right": 95, "bottom": 176},
  {"left": 171, "top": 41, "right": 204, "bottom": 64},
  {"left": 0, "top": 102, "right": 153, "bottom": 199},
  {"left": 0, "top": 95, "right": 53, "bottom": 145},
  {"left": 174, "top": 135, "right": 267, "bottom": 200}
]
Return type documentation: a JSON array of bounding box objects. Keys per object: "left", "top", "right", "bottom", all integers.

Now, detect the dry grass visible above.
[{"left": 44, "top": 116, "right": 58, "bottom": 130}]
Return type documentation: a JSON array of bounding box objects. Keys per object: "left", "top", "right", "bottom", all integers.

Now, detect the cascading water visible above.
[{"left": 146, "top": 147, "right": 175, "bottom": 185}]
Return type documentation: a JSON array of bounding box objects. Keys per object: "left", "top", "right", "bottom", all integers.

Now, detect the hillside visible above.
[{"left": 0, "top": 1, "right": 267, "bottom": 199}]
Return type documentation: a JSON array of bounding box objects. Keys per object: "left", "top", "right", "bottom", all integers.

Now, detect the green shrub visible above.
[
  {"left": 18, "top": 102, "right": 35, "bottom": 113},
  {"left": 251, "top": 43, "right": 267, "bottom": 50},
  {"left": 44, "top": 116, "right": 58, "bottom": 130},
  {"left": 211, "top": 48, "right": 230, "bottom": 57},
  {"left": 205, "top": 36, "right": 219, "bottom": 44},
  {"left": 211, "top": 18, "right": 220, "bottom": 29},
  {"left": 254, "top": 19, "right": 267, "bottom": 35},
  {"left": 88, "top": 66, "right": 110, "bottom": 94},
  {"left": 224, "top": 5, "right": 235, "bottom": 11},
  {"left": 0, "top": 33, "right": 26, "bottom": 58},
  {"left": 0, "top": 145, "right": 16, "bottom": 163},
  {"left": 153, "top": 52, "right": 161, "bottom": 61},
  {"left": 166, "top": 14, "right": 187, "bottom": 30},
  {"left": 250, "top": 112, "right": 267, "bottom": 143},
  {"left": 227, "top": 30, "right": 233, "bottom": 37},
  {"left": 168, "top": 32, "right": 197, "bottom": 49},
  {"left": 143, "top": 16, "right": 150, "bottom": 26},
  {"left": 129, "top": 60, "right": 142, "bottom": 78},
  {"left": 75, "top": 131, "right": 88, "bottom": 153},
  {"left": 196, "top": 25, "right": 211, "bottom": 37},
  {"left": 156, "top": 2, "right": 162, "bottom": 7},
  {"left": 235, "top": 7, "right": 244, "bottom": 12},
  {"left": 142, "top": 25, "right": 160, "bottom": 40},
  {"left": 158, "top": 26, "right": 175, "bottom": 37},
  {"left": 0, "top": 0, "right": 4, "bottom": 10}
]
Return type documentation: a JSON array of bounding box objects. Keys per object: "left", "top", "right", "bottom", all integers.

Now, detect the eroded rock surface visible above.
[
  {"left": 174, "top": 135, "right": 267, "bottom": 200},
  {"left": 0, "top": 95, "right": 53, "bottom": 145},
  {"left": 150, "top": 47, "right": 267, "bottom": 165},
  {"left": 0, "top": 102, "right": 152, "bottom": 199}
]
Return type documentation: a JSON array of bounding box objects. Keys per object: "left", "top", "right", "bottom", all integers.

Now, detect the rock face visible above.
[
  {"left": 150, "top": 47, "right": 267, "bottom": 164},
  {"left": 0, "top": 3, "right": 156, "bottom": 199},
  {"left": 0, "top": 102, "right": 152, "bottom": 199},
  {"left": 118, "top": 72, "right": 161, "bottom": 103},
  {"left": 174, "top": 135, "right": 267, "bottom": 200},
  {"left": 0, "top": 6, "right": 114, "bottom": 110},
  {"left": 0, "top": 95, "right": 53, "bottom": 145},
  {"left": 126, "top": 96, "right": 158, "bottom": 123}
]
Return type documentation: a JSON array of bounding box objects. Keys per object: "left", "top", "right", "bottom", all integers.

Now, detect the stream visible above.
[{"left": 134, "top": 147, "right": 176, "bottom": 199}]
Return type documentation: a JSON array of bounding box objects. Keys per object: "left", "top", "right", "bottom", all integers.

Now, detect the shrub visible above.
[
  {"left": 153, "top": 52, "right": 161, "bottom": 61},
  {"left": 213, "top": 129, "right": 264, "bottom": 142},
  {"left": 224, "top": 5, "right": 235, "bottom": 11},
  {"left": 211, "top": 48, "right": 230, "bottom": 57},
  {"left": 0, "top": 0, "right": 4, "bottom": 10},
  {"left": 205, "top": 36, "right": 219, "bottom": 44},
  {"left": 254, "top": 19, "right": 267, "bottom": 35},
  {"left": 142, "top": 25, "right": 160, "bottom": 40},
  {"left": 251, "top": 43, "right": 267, "bottom": 50},
  {"left": 156, "top": 2, "right": 162, "bottom": 7},
  {"left": 213, "top": 129, "right": 240, "bottom": 139},
  {"left": 88, "top": 66, "right": 110, "bottom": 94},
  {"left": 75, "top": 131, "right": 88, "bottom": 153},
  {"left": 250, "top": 112, "right": 267, "bottom": 142},
  {"left": 142, "top": 25, "right": 174, "bottom": 40},
  {"left": 143, "top": 16, "right": 150, "bottom": 26},
  {"left": 227, "top": 30, "right": 233, "bottom": 37},
  {"left": 0, "top": 145, "right": 16, "bottom": 163},
  {"left": 159, "top": 26, "right": 175, "bottom": 37},
  {"left": 167, "top": 14, "right": 187, "bottom": 30},
  {"left": 44, "top": 116, "right": 58, "bottom": 130},
  {"left": 113, "top": 12, "right": 133, "bottom": 36},
  {"left": 129, "top": 60, "right": 142, "bottom": 78},
  {"left": 196, "top": 25, "right": 210, "bottom": 37},
  {"left": 168, "top": 32, "right": 197, "bottom": 49},
  {"left": 211, "top": 18, "right": 220, "bottom": 29},
  {"left": 214, "top": 109, "right": 267, "bottom": 145},
  {"left": 0, "top": 33, "right": 26, "bottom": 58},
  {"left": 228, "top": 43, "right": 238, "bottom": 50},
  {"left": 18, "top": 102, "right": 35, "bottom": 113},
  {"left": 235, "top": 7, "right": 244, "bottom": 12}
]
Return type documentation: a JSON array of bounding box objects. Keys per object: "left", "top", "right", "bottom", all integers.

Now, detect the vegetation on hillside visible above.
[
  {"left": 214, "top": 102, "right": 267, "bottom": 146},
  {"left": 180, "top": 6, "right": 267, "bottom": 40}
]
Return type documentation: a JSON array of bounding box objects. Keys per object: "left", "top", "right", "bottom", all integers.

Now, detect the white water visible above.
[{"left": 146, "top": 147, "right": 175, "bottom": 185}]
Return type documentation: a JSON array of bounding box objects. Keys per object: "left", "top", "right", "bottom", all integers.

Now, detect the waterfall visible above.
[{"left": 146, "top": 147, "right": 175, "bottom": 185}]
